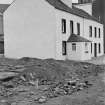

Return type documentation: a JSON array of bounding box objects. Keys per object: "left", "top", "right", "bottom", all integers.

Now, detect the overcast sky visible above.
[
  {"left": 0, "top": 0, "right": 13, "bottom": 4},
  {"left": 0, "top": 0, "right": 78, "bottom": 4},
  {"left": 72, "top": 0, "right": 78, "bottom": 3}
]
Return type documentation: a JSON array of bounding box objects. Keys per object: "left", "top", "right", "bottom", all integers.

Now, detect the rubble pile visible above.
[
  {"left": 0, "top": 57, "right": 103, "bottom": 105},
  {"left": 0, "top": 74, "right": 93, "bottom": 104}
]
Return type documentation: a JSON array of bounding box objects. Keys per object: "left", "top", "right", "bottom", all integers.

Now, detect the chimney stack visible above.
[{"left": 61, "top": 0, "right": 72, "bottom": 8}]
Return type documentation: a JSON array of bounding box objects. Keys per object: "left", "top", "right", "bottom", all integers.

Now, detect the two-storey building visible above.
[{"left": 4, "top": 0, "right": 104, "bottom": 60}]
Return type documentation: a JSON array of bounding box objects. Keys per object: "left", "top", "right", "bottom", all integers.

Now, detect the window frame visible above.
[
  {"left": 72, "top": 43, "right": 76, "bottom": 51},
  {"left": 99, "top": 43, "right": 101, "bottom": 53},
  {"left": 99, "top": 28, "right": 101, "bottom": 38},
  {"left": 77, "top": 23, "right": 80, "bottom": 35},
  {"left": 89, "top": 26, "right": 92, "bottom": 37},
  {"left": 70, "top": 20, "right": 74, "bottom": 34},
  {"left": 62, "top": 41, "right": 67, "bottom": 55},
  {"left": 94, "top": 27, "right": 97, "bottom": 38},
  {"left": 62, "top": 19, "right": 66, "bottom": 34},
  {"left": 91, "top": 43, "right": 92, "bottom": 54},
  {"left": 85, "top": 42, "right": 89, "bottom": 53}
]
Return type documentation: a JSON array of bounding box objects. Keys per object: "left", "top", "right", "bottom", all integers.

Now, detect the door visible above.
[{"left": 94, "top": 43, "right": 97, "bottom": 57}]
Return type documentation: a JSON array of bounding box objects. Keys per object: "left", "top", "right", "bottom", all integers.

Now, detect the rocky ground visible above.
[{"left": 0, "top": 57, "right": 104, "bottom": 105}]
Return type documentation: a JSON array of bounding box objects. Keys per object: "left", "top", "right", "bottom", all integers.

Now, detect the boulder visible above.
[
  {"left": 0, "top": 72, "right": 18, "bottom": 80},
  {"left": 38, "top": 96, "right": 47, "bottom": 103}
]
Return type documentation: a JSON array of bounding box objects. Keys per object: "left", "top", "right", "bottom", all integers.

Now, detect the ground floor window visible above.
[
  {"left": 91, "top": 43, "right": 92, "bottom": 54},
  {"left": 62, "top": 41, "right": 67, "bottom": 55},
  {"left": 72, "top": 43, "right": 76, "bottom": 51},
  {"left": 99, "top": 43, "right": 101, "bottom": 53},
  {"left": 85, "top": 42, "right": 88, "bottom": 53},
  {"left": 0, "top": 42, "right": 4, "bottom": 54}
]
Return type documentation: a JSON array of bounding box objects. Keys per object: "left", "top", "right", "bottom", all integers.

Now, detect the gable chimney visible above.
[{"left": 61, "top": 0, "right": 72, "bottom": 8}]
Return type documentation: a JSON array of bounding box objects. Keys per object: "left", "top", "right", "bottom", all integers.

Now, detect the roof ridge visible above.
[{"left": 46, "top": 0, "right": 102, "bottom": 23}]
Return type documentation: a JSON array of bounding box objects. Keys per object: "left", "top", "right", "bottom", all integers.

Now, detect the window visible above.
[
  {"left": 70, "top": 21, "right": 74, "bottom": 34},
  {"left": 99, "top": 28, "right": 101, "bottom": 38},
  {"left": 62, "top": 19, "right": 66, "bottom": 33},
  {"left": 77, "top": 23, "right": 80, "bottom": 35},
  {"left": 99, "top": 43, "right": 101, "bottom": 53},
  {"left": 91, "top": 43, "right": 92, "bottom": 54},
  {"left": 94, "top": 27, "right": 97, "bottom": 38},
  {"left": 89, "top": 26, "right": 92, "bottom": 37},
  {"left": 62, "top": 41, "right": 67, "bottom": 55},
  {"left": 85, "top": 42, "right": 88, "bottom": 53},
  {"left": 72, "top": 43, "right": 76, "bottom": 51}
]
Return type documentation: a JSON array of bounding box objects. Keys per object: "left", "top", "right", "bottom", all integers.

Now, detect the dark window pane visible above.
[
  {"left": 70, "top": 21, "right": 74, "bottom": 34},
  {"left": 62, "top": 19, "right": 66, "bottom": 33},
  {"left": 77, "top": 23, "right": 80, "bottom": 35},
  {"left": 72, "top": 43, "right": 76, "bottom": 51},
  {"left": 62, "top": 41, "right": 67, "bottom": 55},
  {"left": 89, "top": 26, "right": 92, "bottom": 37},
  {"left": 99, "top": 43, "right": 101, "bottom": 53},
  {"left": 91, "top": 43, "right": 92, "bottom": 53},
  {"left": 99, "top": 28, "right": 100, "bottom": 38},
  {"left": 95, "top": 27, "right": 97, "bottom": 38}
]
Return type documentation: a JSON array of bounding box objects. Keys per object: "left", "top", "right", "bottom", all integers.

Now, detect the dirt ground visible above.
[{"left": 0, "top": 57, "right": 104, "bottom": 105}]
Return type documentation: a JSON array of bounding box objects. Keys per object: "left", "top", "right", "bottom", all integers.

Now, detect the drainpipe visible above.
[
  {"left": 83, "top": 17, "right": 85, "bottom": 37},
  {"left": 83, "top": 17, "right": 85, "bottom": 60}
]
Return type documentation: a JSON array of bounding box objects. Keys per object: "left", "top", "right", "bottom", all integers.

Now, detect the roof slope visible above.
[
  {"left": 0, "top": 4, "right": 10, "bottom": 13},
  {"left": 46, "top": 0, "right": 101, "bottom": 23},
  {"left": 67, "top": 34, "right": 91, "bottom": 42}
]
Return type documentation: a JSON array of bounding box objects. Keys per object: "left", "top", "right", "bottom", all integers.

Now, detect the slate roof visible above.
[
  {"left": 0, "top": 4, "right": 10, "bottom": 13},
  {"left": 67, "top": 34, "right": 91, "bottom": 42},
  {"left": 46, "top": 0, "right": 101, "bottom": 23}
]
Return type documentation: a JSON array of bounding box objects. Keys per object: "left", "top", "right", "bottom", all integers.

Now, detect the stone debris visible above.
[
  {"left": 0, "top": 100, "right": 11, "bottom": 105},
  {"left": 38, "top": 96, "right": 47, "bottom": 103},
  {"left": 0, "top": 75, "right": 92, "bottom": 104},
  {"left": 0, "top": 72, "right": 18, "bottom": 80},
  {"left": 0, "top": 57, "right": 102, "bottom": 105}
]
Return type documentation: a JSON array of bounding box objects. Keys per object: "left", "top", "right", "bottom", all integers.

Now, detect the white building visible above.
[{"left": 4, "top": 0, "right": 104, "bottom": 61}]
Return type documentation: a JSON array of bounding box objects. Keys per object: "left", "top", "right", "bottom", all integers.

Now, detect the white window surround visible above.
[{"left": 72, "top": 43, "right": 76, "bottom": 51}]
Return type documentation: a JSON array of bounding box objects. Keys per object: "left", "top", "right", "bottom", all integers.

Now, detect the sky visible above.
[
  {"left": 0, "top": 0, "right": 78, "bottom": 4},
  {"left": 72, "top": 0, "right": 78, "bottom": 3},
  {"left": 0, "top": 0, "right": 13, "bottom": 4}
]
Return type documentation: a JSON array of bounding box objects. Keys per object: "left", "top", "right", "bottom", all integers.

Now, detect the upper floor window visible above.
[
  {"left": 94, "top": 27, "right": 97, "bottom": 38},
  {"left": 99, "top": 28, "right": 101, "bottom": 38},
  {"left": 62, "top": 41, "right": 67, "bottom": 55},
  {"left": 72, "top": 43, "right": 76, "bottom": 51},
  {"left": 89, "top": 26, "right": 92, "bottom": 37},
  {"left": 77, "top": 23, "right": 80, "bottom": 35},
  {"left": 62, "top": 19, "right": 66, "bottom": 33},
  {"left": 70, "top": 20, "right": 74, "bottom": 34}
]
